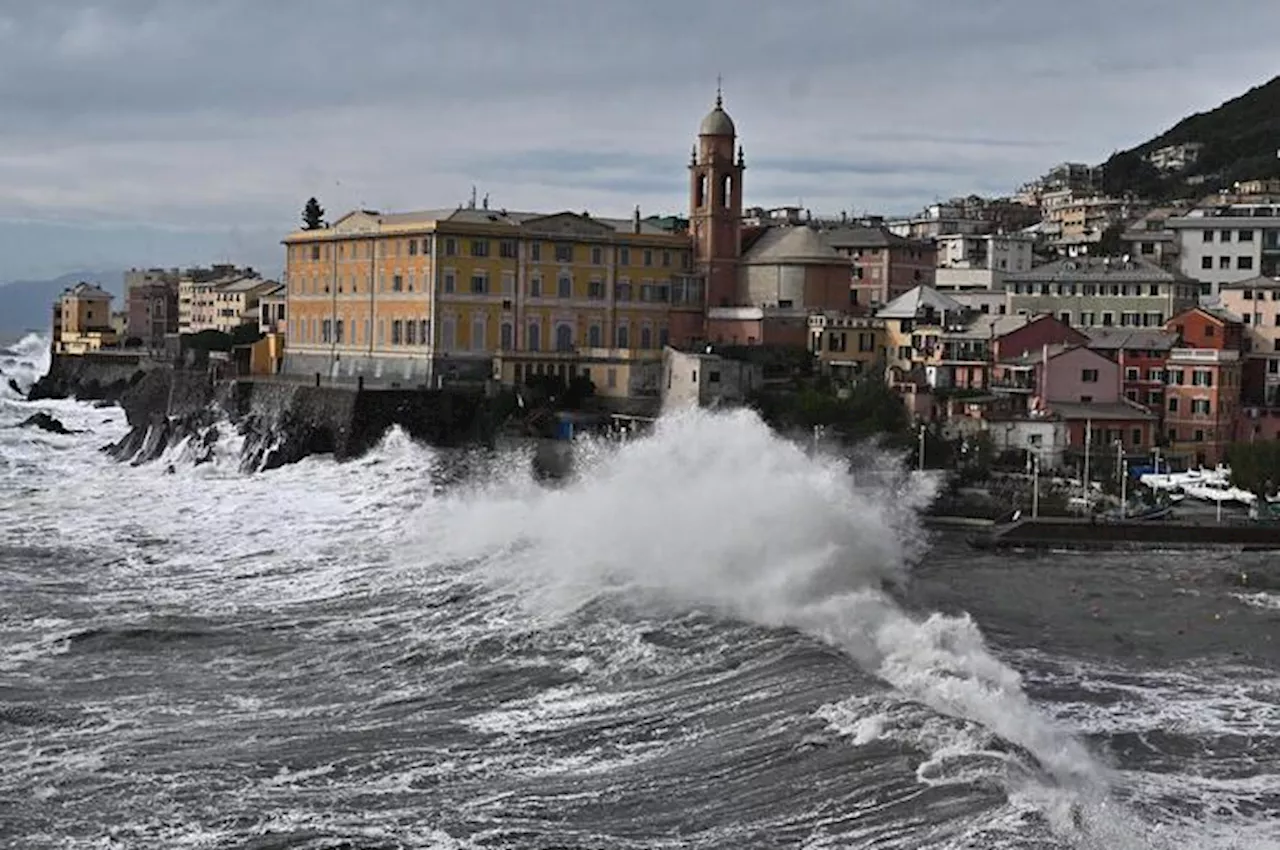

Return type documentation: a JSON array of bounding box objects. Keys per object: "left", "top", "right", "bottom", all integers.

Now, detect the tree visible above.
[{"left": 302, "top": 197, "right": 325, "bottom": 230}]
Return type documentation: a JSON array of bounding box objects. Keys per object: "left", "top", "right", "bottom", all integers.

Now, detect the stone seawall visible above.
[
  {"left": 102, "top": 364, "right": 497, "bottom": 472},
  {"left": 27, "top": 352, "right": 161, "bottom": 402}
]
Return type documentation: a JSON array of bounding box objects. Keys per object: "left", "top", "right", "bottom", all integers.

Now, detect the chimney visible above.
[{"left": 633, "top": 205, "right": 641, "bottom": 234}]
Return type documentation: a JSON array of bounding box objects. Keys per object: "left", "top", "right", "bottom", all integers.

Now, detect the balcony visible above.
[
  {"left": 1169, "top": 347, "right": 1239, "bottom": 362},
  {"left": 990, "top": 378, "right": 1035, "bottom": 393}
]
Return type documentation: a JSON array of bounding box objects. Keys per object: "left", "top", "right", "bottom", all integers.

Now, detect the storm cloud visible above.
[{"left": 0, "top": 0, "right": 1276, "bottom": 280}]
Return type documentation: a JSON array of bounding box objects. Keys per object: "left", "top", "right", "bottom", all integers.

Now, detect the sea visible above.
[{"left": 1, "top": 331, "right": 1277, "bottom": 849}]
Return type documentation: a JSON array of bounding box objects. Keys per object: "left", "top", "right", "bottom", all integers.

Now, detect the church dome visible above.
[
  {"left": 698, "top": 86, "right": 735, "bottom": 136},
  {"left": 699, "top": 105, "right": 735, "bottom": 137}
]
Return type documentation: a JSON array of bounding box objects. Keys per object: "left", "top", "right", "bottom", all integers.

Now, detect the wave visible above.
[
  {"left": 417, "top": 407, "right": 1164, "bottom": 846},
  {"left": 0, "top": 332, "right": 50, "bottom": 399}
]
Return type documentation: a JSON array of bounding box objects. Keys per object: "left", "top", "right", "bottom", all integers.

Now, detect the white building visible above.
[
  {"left": 1167, "top": 203, "right": 1280, "bottom": 297},
  {"left": 660, "top": 346, "right": 762, "bottom": 413}
]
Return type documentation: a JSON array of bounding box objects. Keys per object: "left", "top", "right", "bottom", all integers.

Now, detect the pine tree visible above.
[{"left": 302, "top": 197, "right": 325, "bottom": 230}]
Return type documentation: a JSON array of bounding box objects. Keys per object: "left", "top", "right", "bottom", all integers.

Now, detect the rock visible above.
[
  {"left": 6, "top": 378, "right": 22, "bottom": 397},
  {"left": 18, "top": 412, "right": 80, "bottom": 435}
]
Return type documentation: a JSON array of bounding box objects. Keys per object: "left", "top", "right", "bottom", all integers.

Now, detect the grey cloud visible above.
[{"left": 1, "top": 0, "right": 1279, "bottom": 281}]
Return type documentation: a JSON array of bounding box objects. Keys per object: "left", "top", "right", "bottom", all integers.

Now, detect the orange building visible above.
[{"left": 1163, "top": 306, "right": 1246, "bottom": 465}]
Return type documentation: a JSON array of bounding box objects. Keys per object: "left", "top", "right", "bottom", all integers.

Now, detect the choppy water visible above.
[{"left": 1, "top": 334, "right": 1277, "bottom": 849}]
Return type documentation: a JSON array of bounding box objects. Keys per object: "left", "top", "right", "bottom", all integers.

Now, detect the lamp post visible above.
[
  {"left": 918, "top": 423, "right": 926, "bottom": 472},
  {"left": 1032, "top": 452, "right": 1040, "bottom": 518},
  {"left": 1082, "top": 418, "right": 1092, "bottom": 513}
]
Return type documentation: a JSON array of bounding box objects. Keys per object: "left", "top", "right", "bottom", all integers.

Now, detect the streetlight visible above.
[
  {"left": 1031, "top": 451, "right": 1040, "bottom": 518},
  {"left": 918, "top": 423, "right": 926, "bottom": 472}
]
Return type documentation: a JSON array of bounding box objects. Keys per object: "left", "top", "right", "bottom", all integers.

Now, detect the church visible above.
[{"left": 279, "top": 88, "right": 864, "bottom": 391}]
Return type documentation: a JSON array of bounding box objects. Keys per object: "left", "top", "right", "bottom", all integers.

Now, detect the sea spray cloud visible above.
[{"left": 420, "top": 407, "right": 1169, "bottom": 846}]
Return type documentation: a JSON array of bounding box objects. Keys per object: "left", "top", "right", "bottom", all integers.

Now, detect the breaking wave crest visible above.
[
  {"left": 423, "top": 408, "right": 1162, "bottom": 847},
  {"left": 0, "top": 332, "right": 50, "bottom": 399}
]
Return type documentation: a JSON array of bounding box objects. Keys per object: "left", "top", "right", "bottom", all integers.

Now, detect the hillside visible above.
[
  {"left": 0, "top": 271, "right": 125, "bottom": 335},
  {"left": 1101, "top": 75, "right": 1280, "bottom": 200}
]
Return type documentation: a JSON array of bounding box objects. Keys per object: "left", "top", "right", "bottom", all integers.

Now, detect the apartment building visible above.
[
  {"left": 1218, "top": 277, "right": 1280, "bottom": 436},
  {"left": 1166, "top": 203, "right": 1280, "bottom": 295},
  {"left": 54, "top": 282, "right": 117, "bottom": 354},
  {"left": 823, "top": 225, "right": 936, "bottom": 311},
  {"left": 179, "top": 270, "right": 275, "bottom": 335},
  {"left": 1004, "top": 256, "right": 1199, "bottom": 329},
  {"left": 283, "top": 206, "right": 700, "bottom": 386},
  {"left": 1163, "top": 306, "right": 1245, "bottom": 466}
]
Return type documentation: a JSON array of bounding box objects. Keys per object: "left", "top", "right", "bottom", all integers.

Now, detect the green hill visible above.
[{"left": 1101, "top": 75, "right": 1280, "bottom": 200}]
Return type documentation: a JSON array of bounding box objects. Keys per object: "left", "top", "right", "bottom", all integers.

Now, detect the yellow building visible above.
[
  {"left": 808, "top": 313, "right": 886, "bottom": 380},
  {"left": 281, "top": 205, "right": 704, "bottom": 387},
  {"left": 55, "top": 282, "right": 119, "bottom": 354}
]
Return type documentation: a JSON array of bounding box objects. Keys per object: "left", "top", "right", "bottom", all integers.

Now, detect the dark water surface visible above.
[{"left": 1, "top": 393, "right": 1277, "bottom": 849}]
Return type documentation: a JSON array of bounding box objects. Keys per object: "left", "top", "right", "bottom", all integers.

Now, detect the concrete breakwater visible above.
[
  {"left": 29, "top": 354, "right": 497, "bottom": 472},
  {"left": 972, "top": 516, "right": 1280, "bottom": 552}
]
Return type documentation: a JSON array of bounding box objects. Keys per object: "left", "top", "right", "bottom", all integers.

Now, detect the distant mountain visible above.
[
  {"left": 0, "top": 270, "right": 125, "bottom": 335},
  {"left": 1101, "top": 75, "right": 1280, "bottom": 200}
]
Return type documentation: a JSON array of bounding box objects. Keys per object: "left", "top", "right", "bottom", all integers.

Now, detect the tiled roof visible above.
[
  {"left": 318, "top": 207, "right": 677, "bottom": 237},
  {"left": 820, "top": 225, "right": 912, "bottom": 249},
  {"left": 1048, "top": 400, "right": 1155, "bottom": 421},
  {"left": 876, "top": 285, "right": 964, "bottom": 319},
  {"left": 65, "top": 282, "right": 112, "bottom": 299},
  {"left": 1005, "top": 256, "right": 1191, "bottom": 283},
  {"left": 1084, "top": 327, "right": 1178, "bottom": 351}
]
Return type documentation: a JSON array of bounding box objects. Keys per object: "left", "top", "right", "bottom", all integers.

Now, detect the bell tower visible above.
[{"left": 689, "top": 81, "right": 744, "bottom": 309}]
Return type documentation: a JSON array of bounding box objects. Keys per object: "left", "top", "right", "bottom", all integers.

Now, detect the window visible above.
[
  {"left": 499, "top": 240, "right": 518, "bottom": 259},
  {"left": 558, "top": 274, "right": 572, "bottom": 298},
  {"left": 444, "top": 271, "right": 456, "bottom": 294},
  {"left": 529, "top": 275, "right": 542, "bottom": 297},
  {"left": 1220, "top": 256, "right": 1231, "bottom": 269},
  {"left": 1081, "top": 369, "right": 1099, "bottom": 383},
  {"left": 530, "top": 242, "right": 541, "bottom": 262},
  {"left": 310, "top": 245, "right": 321, "bottom": 260},
  {"left": 472, "top": 316, "right": 486, "bottom": 351},
  {"left": 441, "top": 317, "right": 455, "bottom": 350},
  {"left": 404, "top": 320, "right": 416, "bottom": 345},
  {"left": 444, "top": 238, "right": 457, "bottom": 257},
  {"left": 392, "top": 274, "right": 403, "bottom": 292},
  {"left": 590, "top": 246, "right": 603, "bottom": 265},
  {"left": 1147, "top": 368, "right": 1164, "bottom": 382},
  {"left": 526, "top": 322, "right": 540, "bottom": 351},
  {"left": 419, "top": 319, "right": 429, "bottom": 345},
  {"left": 554, "top": 243, "right": 573, "bottom": 263},
  {"left": 1239, "top": 257, "right": 1254, "bottom": 270},
  {"left": 1125, "top": 367, "right": 1139, "bottom": 381},
  {"left": 1194, "top": 429, "right": 1204, "bottom": 442},
  {"left": 470, "top": 274, "right": 488, "bottom": 295},
  {"left": 409, "top": 240, "right": 418, "bottom": 257},
  {"left": 619, "top": 247, "right": 630, "bottom": 266},
  {"left": 555, "top": 323, "right": 573, "bottom": 352},
  {"left": 1240, "top": 229, "right": 1255, "bottom": 242},
  {"left": 1192, "top": 370, "right": 1213, "bottom": 387},
  {"left": 616, "top": 282, "right": 632, "bottom": 301},
  {"left": 616, "top": 324, "right": 630, "bottom": 348},
  {"left": 643, "top": 249, "right": 653, "bottom": 267},
  {"left": 659, "top": 327, "right": 669, "bottom": 348},
  {"left": 1220, "top": 230, "right": 1232, "bottom": 242},
  {"left": 640, "top": 326, "right": 653, "bottom": 349},
  {"left": 1201, "top": 256, "right": 1213, "bottom": 270},
  {"left": 501, "top": 272, "right": 515, "bottom": 296},
  {"left": 422, "top": 238, "right": 432, "bottom": 256},
  {"left": 322, "top": 319, "right": 332, "bottom": 343},
  {"left": 588, "top": 324, "right": 602, "bottom": 347},
  {"left": 588, "top": 280, "right": 605, "bottom": 299},
  {"left": 607, "top": 368, "right": 617, "bottom": 389},
  {"left": 334, "top": 319, "right": 344, "bottom": 344},
  {"left": 470, "top": 239, "right": 489, "bottom": 257},
  {"left": 708, "top": 371, "right": 721, "bottom": 384},
  {"left": 499, "top": 322, "right": 514, "bottom": 351},
  {"left": 663, "top": 250, "right": 672, "bottom": 267},
  {"left": 391, "top": 320, "right": 403, "bottom": 345},
  {"left": 1192, "top": 399, "right": 1211, "bottom": 415}
]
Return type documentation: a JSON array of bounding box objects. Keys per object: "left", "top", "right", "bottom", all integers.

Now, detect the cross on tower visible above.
[{"left": 715, "top": 74, "right": 723, "bottom": 108}]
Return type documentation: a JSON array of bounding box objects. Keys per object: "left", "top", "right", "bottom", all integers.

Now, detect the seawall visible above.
[
  {"left": 27, "top": 351, "right": 161, "bottom": 402},
  {"left": 102, "top": 365, "right": 498, "bottom": 472},
  {"left": 973, "top": 517, "right": 1280, "bottom": 552}
]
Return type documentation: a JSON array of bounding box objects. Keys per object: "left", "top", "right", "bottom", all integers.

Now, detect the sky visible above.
[{"left": 0, "top": 0, "right": 1277, "bottom": 283}]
